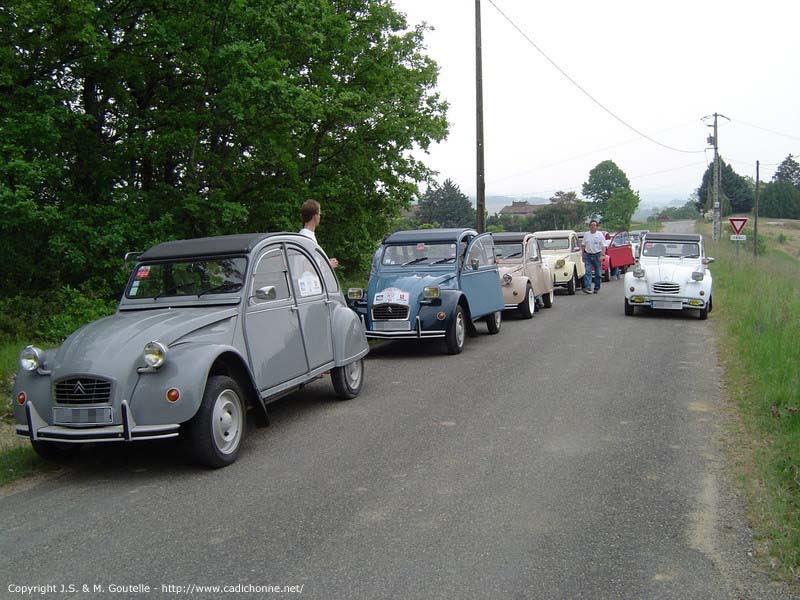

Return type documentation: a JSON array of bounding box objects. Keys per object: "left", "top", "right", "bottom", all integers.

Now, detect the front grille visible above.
[
  {"left": 54, "top": 377, "right": 113, "bottom": 405},
  {"left": 652, "top": 282, "right": 680, "bottom": 295},
  {"left": 372, "top": 303, "right": 410, "bottom": 320}
]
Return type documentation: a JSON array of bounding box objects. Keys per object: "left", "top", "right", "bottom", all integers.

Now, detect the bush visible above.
[
  {"left": 777, "top": 233, "right": 788, "bottom": 244},
  {"left": 0, "top": 286, "right": 117, "bottom": 345}
]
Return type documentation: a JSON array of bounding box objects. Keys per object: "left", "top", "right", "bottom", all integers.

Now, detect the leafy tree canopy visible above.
[
  {"left": 773, "top": 155, "right": 800, "bottom": 188},
  {"left": 696, "top": 159, "right": 753, "bottom": 214},
  {"left": 582, "top": 160, "right": 631, "bottom": 214},
  {"left": 760, "top": 181, "right": 800, "bottom": 219},
  {"left": 417, "top": 179, "right": 475, "bottom": 228},
  {"left": 602, "top": 189, "right": 640, "bottom": 231},
  {"left": 0, "top": 0, "right": 448, "bottom": 298}
]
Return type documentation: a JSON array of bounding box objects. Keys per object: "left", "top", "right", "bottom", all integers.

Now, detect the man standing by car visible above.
[
  {"left": 581, "top": 219, "right": 606, "bottom": 294},
  {"left": 299, "top": 199, "right": 339, "bottom": 268}
]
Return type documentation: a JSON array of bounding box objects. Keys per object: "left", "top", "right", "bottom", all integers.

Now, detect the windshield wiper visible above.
[
  {"left": 430, "top": 257, "right": 455, "bottom": 265},
  {"left": 402, "top": 257, "right": 429, "bottom": 266},
  {"left": 502, "top": 252, "right": 522, "bottom": 259},
  {"left": 198, "top": 282, "right": 242, "bottom": 297}
]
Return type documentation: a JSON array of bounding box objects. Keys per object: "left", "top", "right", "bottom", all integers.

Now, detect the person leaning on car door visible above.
[
  {"left": 581, "top": 219, "right": 606, "bottom": 294},
  {"left": 299, "top": 199, "right": 339, "bottom": 268}
]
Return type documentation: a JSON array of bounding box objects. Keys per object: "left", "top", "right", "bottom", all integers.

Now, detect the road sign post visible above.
[{"left": 729, "top": 218, "right": 748, "bottom": 263}]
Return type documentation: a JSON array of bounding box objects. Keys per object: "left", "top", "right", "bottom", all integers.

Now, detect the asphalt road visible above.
[{"left": 1, "top": 222, "right": 795, "bottom": 599}]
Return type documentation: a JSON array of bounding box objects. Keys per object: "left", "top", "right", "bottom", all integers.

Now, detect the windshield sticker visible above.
[
  {"left": 129, "top": 281, "right": 140, "bottom": 296},
  {"left": 416, "top": 243, "right": 426, "bottom": 251},
  {"left": 135, "top": 266, "right": 151, "bottom": 279},
  {"left": 297, "top": 271, "right": 322, "bottom": 297},
  {"left": 374, "top": 287, "right": 409, "bottom": 305}
]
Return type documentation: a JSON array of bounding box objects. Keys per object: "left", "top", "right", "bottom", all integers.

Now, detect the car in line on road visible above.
[
  {"left": 13, "top": 233, "right": 369, "bottom": 467},
  {"left": 346, "top": 228, "right": 504, "bottom": 354},
  {"left": 532, "top": 230, "right": 586, "bottom": 294},
  {"left": 624, "top": 232, "right": 714, "bottom": 319},
  {"left": 600, "top": 231, "right": 636, "bottom": 281},
  {"left": 491, "top": 232, "right": 555, "bottom": 318}
]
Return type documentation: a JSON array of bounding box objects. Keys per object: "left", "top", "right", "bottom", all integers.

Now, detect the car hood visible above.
[
  {"left": 498, "top": 263, "right": 523, "bottom": 277},
  {"left": 640, "top": 258, "right": 702, "bottom": 281},
  {"left": 541, "top": 252, "right": 571, "bottom": 266},
  {"left": 51, "top": 307, "right": 238, "bottom": 375},
  {"left": 367, "top": 272, "right": 456, "bottom": 304}
]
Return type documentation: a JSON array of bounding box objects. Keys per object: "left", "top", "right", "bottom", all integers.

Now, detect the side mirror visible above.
[
  {"left": 470, "top": 258, "right": 480, "bottom": 271},
  {"left": 703, "top": 257, "right": 715, "bottom": 264},
  {"left": 255, "top": 286, "right": 277, "bottom": 301}
]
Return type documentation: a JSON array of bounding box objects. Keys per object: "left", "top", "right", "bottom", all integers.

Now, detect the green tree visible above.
[
  {"left": 696, "top": 159, "right": 753, "bottom": 214},
  {"left": 417, "top": 179, "right": 476, "bottom": 228},
  {"left": 602, "top": 189, "right": 640, "bottom": 230},
  {"left": 760, "top": 181, "right": 800, "bottom": 219},
  {"left": 582, "top": 160, "right": 631, "bottom": 215},
  {"left": 773, "top": 155, "right": 800, "bottom": 188},
  {"left": 0, "top": 0, "right": 448, "bottom": 298}
]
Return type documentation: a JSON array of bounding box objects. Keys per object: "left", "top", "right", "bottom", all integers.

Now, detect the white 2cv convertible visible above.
[{"left": 624, "top": 232, "right": 714, "bottom": 319}]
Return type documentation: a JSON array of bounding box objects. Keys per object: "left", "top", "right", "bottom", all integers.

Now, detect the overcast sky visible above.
[{"left": 391, "top": 0, "right": 800, "bottom": 211}]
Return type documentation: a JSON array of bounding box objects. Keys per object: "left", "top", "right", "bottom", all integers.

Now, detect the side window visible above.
[
  {"left": 315, "top": 249, "right": 339, "bottom": 293},
  {"left": 572, "top": 236, "right": 580, "bottom": 252},
  {"left": 252, "top": 246, "right": 291, "bottom": 303},
  {"left": 287, "top": 248, "right": 324, "bottom": 298},
  {"left": 479, "top": 237, "right": 495, "bottom": 266},
  {"left": 527, "top": 240, "right": 539, "bottom": 260}
]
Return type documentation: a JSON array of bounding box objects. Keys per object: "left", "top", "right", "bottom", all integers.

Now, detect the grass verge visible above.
[{"left": 703, "top": 224, "right": 800, "bottom": 579}]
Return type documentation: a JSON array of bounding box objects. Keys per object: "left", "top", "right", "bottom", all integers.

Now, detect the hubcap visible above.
[
  {"left": 528, "top": 288, "right": 534, "bottom": 312},
  {"left": 455, "top": 312, "right": 465, "bottom": 347},
  {"left": 494, "top": 311, "right": 501, "bottom": 327},
  {"left": 345, "top": 359, "right": 362, "bottom": 389},
  {"left": 212, "top": 389, "right": 243, "bottom": 455}
]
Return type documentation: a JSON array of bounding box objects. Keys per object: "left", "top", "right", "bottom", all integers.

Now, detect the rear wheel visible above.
[
  {"left": 624, "top": 298, "right": 635, "bottom": 316},
  {"left": 31, "top": 440, "right": 82, "bottom": 462},
  {"left": 567, "top": 271, "right": 577, "bottom": 295},
  {"left": 190, "top": 375, "right": 246, "bottom": 468},
  {"left": 518, "top": 284, "right": 534, "bottom": 319},
  {"left": 331, "top": 358, "right": 364, "bottom": 399},
  {"left": 486, "top": 310, "right": 502, "bottom": 334},
  {"left": 542, "top": 289, "right": 554, "bottom": 308},
  {"left": 446, "top": 305, "right": 466, "bottom": 354}
]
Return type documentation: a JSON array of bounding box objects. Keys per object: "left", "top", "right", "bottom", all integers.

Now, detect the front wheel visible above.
[
  {"left": 486, "top": 310, "right": 502, "bottom": 334},
  {"left": 603, "top": 261, "right": 611, "bottom": 282},
  {"left": 624, "top": 298, "right": 635, "bottom": 316},
  {"left": 518, "top": 284, "right": 534, "bottom": 319},
  {"left": 31, "top": 440, "right": 82, "bottom": 462},
  {"left": 567, "top": 271, "right": 577, "bottom": 295},
  {"left": 331, "top": 358, "right": 364, "bottom": 400},
  {"left": 446, "top": 304, "right": 466, "bottom": 354},
  {"left": 698, "top": 304, "right": 709, "bottom": 320},
  {"left": 190, "top": 375, "right": 246, "bottom": 468},
  {"left": 708, "top": 296, "right": 713, "bottom": 313},
  {"left": 542, "top": 289, "right": 554, "bottom": 308}
]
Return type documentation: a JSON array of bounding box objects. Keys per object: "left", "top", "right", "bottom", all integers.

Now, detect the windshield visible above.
[
  {"left": 381, "top": 242, "right": 458, "bottom": 266},
  {"left": 495, "top": 243, "right": 523, "bottom": 260},
  {"left": 126, "top": 257, "right": 247, "bottom": 299},
  {"left": 641, "top": 242, "right": 700, "bottom": 258},
  {"left": 537, "top": 237, "right": 570, "bottom": 251}
]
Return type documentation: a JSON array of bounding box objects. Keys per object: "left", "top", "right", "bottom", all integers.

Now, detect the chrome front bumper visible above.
[
  {"left": 17, "top": 399, "right": 180, "bottom": 443},
  {"left": 364, "top": 315, "right": 446, "bottom": 340}
]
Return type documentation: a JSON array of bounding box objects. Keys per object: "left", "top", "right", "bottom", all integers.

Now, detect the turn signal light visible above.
[
  {"left": 166, "top": 388, "right": 180, "bottom": 403},
  {"left": 436, "top": 312, "right": 446, "bottom": 321}
]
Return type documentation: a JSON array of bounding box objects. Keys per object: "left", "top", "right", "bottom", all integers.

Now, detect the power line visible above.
[
  {"left": 485, "top": 0, "right": 705, "bottom": 155},
  {"left": 731, "top": 119, "right": 800, "bottom": 142}
]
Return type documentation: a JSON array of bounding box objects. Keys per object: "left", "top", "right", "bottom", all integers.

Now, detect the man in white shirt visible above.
[
  {"left": 299, "top": 199, "right": 339, "bottom": 268},
  {"left": 581, "top": 219, "right": 606, "bottom": 294}
]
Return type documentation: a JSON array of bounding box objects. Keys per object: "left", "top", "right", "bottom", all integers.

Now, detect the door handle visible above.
[
  {"left": 324, "top": 299, "right": 334, "bottom": 305},
  {"left": 289, "top": 306, "right": 299, "bottom": 312}
]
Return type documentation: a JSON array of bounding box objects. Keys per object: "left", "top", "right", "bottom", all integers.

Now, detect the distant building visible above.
[{"left": 498, "top": 200, "right": 548, "bottom": 218}]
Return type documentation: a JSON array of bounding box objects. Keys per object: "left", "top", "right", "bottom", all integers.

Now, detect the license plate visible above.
[
  {"left": 372, "top": 320, "right": 411, "bottom": 331},
  {"left": 53, "top": 406, "right": 113, "bottom": 425},
  {"left": 652, "top": 301, "right": 682, "bottom": 310}
]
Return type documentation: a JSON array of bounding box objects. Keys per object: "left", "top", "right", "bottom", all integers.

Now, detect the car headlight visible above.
[
  {"left": 502, "top": 273, "right": 512, "bottom": 285},
  {"left": 144, "top": 341, "right": 167, "bottom": 368},
  {"left": 347, "top": 288, "right": 364, "bottom": 300},
  {"left": 19, "top": 345, "right": 44, "bottom": 372},
  {"left": 691, "top": 271, "right": 704, "bottom": 282},
  {"left": 423, "top": 286, "right": 440, "bottom": 299},
  {"left": 555, "top": 259, "right": 565, "bottom": 269},
  {"left": 633, "top": 266, "right": 645, "bottom": 278}
]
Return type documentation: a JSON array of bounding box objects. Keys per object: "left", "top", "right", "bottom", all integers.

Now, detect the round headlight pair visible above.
[
  {"left": 19, "top": 346, "right": 44, "bottom": 372},
  {"left": 144, "top": 341, "right": 168, "bottom": 368}
]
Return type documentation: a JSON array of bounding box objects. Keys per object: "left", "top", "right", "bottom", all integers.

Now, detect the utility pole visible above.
[
  {"left": 475, "top": 0, "right": 486, "bottom": 233},
  {"left": 754, "top": 160, "right": 760, "bottom": 257},
  {"left": 703, "top": 112, "right": 730, "bottom": 241}
]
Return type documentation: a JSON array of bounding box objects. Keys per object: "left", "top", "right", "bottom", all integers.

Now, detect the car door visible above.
[
  {"left": 524, "top": 235, "right": 549, "bottom": 296},
  {"left": 459, "top": 234, "right": 503, "bottom": 318},
  {"left": 245, "top": 244, "right": 309, "bottom": 392},
  {"left": 607, "top": 231, "right": 635, "bottom": 268},
  {"left": 570, "top": 233, "right": 586, "bottom": 277},
  {"left": 286, "top": 245, "right": 335, "bottom": 371}
]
